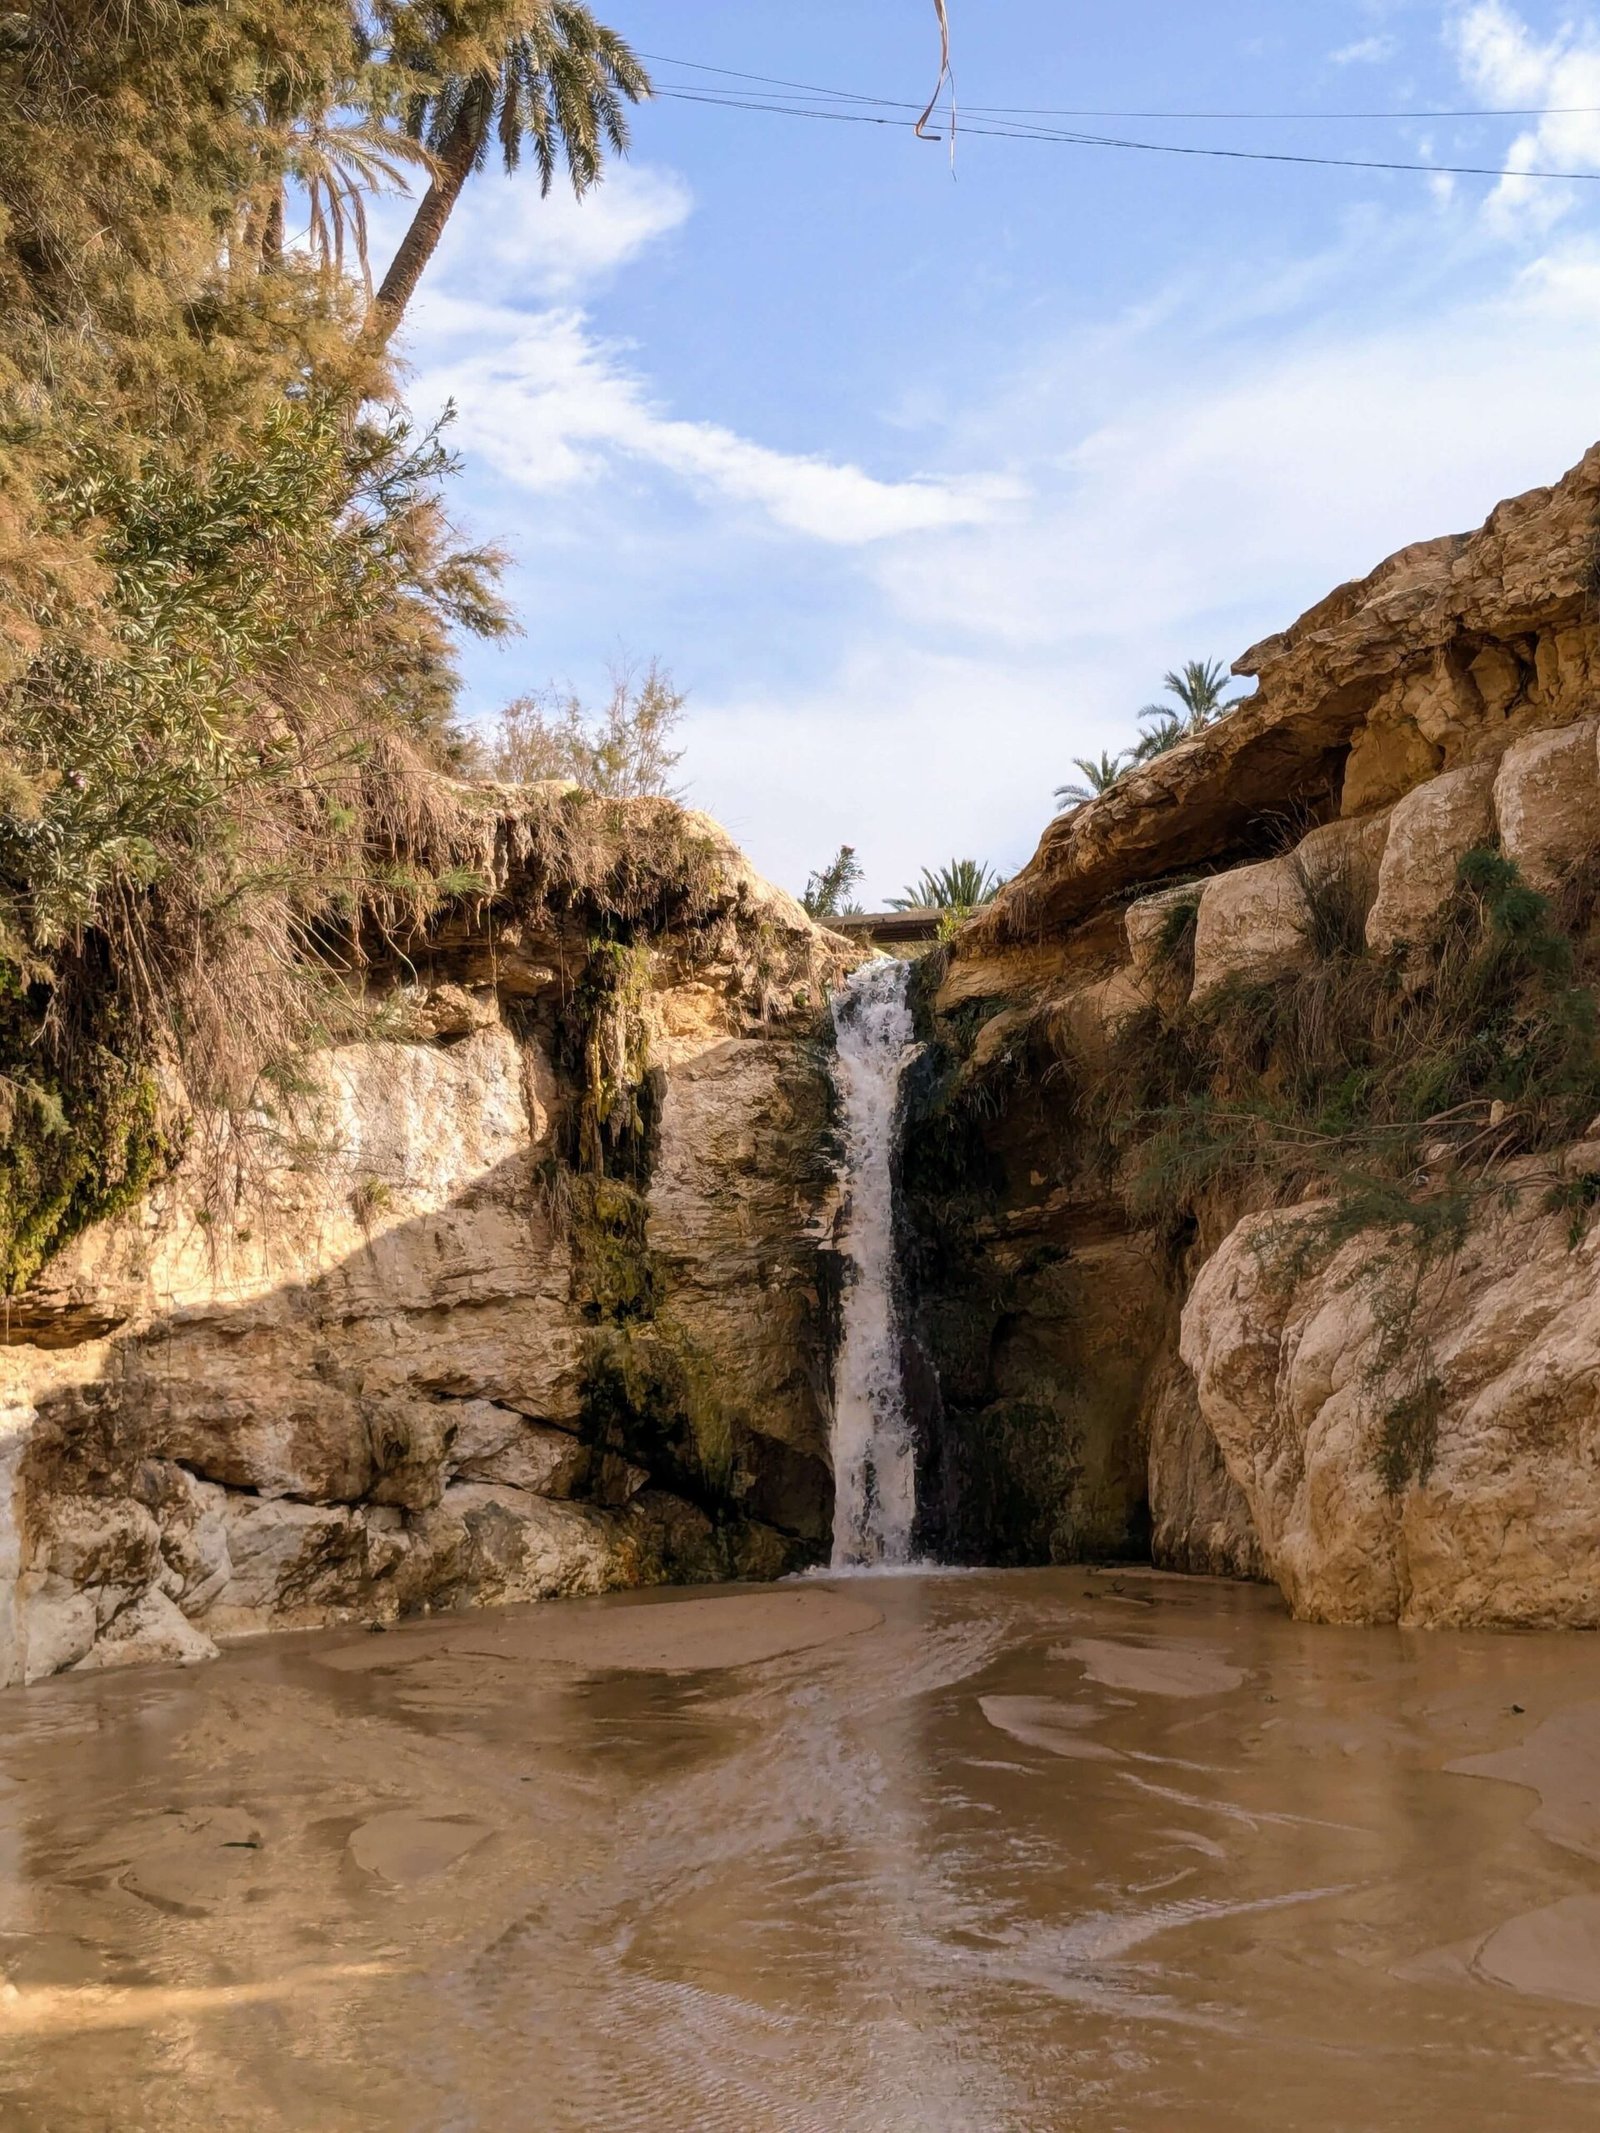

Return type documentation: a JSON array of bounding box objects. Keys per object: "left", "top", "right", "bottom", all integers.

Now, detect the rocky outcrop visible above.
[
  {"left": 1183, "top": 1170, "right": 1600, "bottom": 1627},
  {"left": 976, "top": 442, "right": 1600, "bottom": 947},
  {"left": 912, "top": 443, "right": 1600, "bottom": 1624},
  {"left": 0, "top": 792, "right": 855, "bottom": 1681}
]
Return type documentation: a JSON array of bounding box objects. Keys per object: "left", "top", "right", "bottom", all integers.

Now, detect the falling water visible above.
[{"left": 828, "top": 957, "right": 917, "bottom": 1568}]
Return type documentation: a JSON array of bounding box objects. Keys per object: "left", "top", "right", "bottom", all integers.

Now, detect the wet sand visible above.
[{"left": 1, "top": 1568, "right": 1598, "bottom": 2131}]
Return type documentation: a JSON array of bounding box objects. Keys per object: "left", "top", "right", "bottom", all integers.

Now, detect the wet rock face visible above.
[
  {"left": 897, "top": 1019, "right": 1172, "bottom": 1572},
  {"left": 908, "top": 442, "right": 1600, "bottom": 1621},
  {"left": 0, "top": 804, "right": 854, "bottom": 1682}
]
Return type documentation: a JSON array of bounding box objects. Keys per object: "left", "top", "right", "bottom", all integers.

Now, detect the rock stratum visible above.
[
  {"left": 0, "top": 795, "right": 854, "bottom": 1681},
  {"left": 912, "top": 442, "right": 1600, "bottom": 1626}
]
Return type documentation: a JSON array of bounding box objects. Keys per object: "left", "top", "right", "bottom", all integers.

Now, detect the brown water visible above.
[{"left": 2, "top": 1568, "right": 1599, "bottom": 2132}]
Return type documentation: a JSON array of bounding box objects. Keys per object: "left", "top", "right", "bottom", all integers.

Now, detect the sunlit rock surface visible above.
[
  {"left": 1183, "top": 1184, "right": 1600, "bottom": 1626},
  {"left": 0, "top": 795, "right": 855, "bottom": 1681}
]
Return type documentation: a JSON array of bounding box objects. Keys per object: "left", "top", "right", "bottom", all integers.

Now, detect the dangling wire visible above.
[{"left": 915, "top": 0, "right": 956, "bottom": 171}]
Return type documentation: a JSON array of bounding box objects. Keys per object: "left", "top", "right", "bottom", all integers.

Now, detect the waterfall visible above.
[{"left": 828, "top": 957, "right": 917, "bottom": 1569}]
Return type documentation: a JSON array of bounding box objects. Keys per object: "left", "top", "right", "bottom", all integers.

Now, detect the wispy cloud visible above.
[
  {"left": 396, "top": 168, "right": 1022, "bottom": 546},
  {"left": 1451, "top": 1, "right": 1600, "bottom": 232},
  {"left": 687, "top": 247, "right": 1600, "bottom": 898},
  {"left": 414, "top": 307, "right": 1020, "bottom": 542},
  {"left": 369, "top": 161, "right": 692, "bottom": 302},
  {"left": 1331, "top": 33, "right": 1398, "bottom": 65}
]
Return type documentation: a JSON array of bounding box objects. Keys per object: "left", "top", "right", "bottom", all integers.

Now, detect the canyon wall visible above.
[
  {"left": 910, "top": 443, "right": 1600, "bottom": 1625},
  {"left": 0, "top": 794, "right": 854, "bottom": 1681}
]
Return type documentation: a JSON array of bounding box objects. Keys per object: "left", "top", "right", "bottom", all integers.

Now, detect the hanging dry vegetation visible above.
[{"left": 0, "top": 0, "right": 647, "bottom": 1291}]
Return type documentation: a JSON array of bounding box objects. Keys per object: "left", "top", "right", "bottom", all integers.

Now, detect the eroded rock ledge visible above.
[
  {"left": 912, "top": 443, "right": 1600, "bottom": 1626},
  {"left": 0, "top": 792, "right": 856, "bottom": 1682}
]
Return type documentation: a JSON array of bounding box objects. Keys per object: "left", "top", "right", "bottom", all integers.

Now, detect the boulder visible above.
[
  {"left": 1044, "top": 972, "right": 1146, "bottom": 1067},
  {"left": 204, "top": 1497, "right": 378, "bottom": 1628},
  {"left": 1125, "top": 883, "right": 1202, "bottom": 998},
  {"left": 1191, "top": 856, "right": 1309, "bottom": 1002},
  {"left": 394, "top": 1485, "right": 621, "bottom": 1611},
  {"left": 1494, "top": 719, "right": 1600, "bottom": 895},
  {"left": 74, "top": 1588, "right": 218, "bottom": 1672},
  {"left": 444, "top": 1399, "right": 591, "bottom": 1497},
  {"left": 1367, "top": 760, "right": 1497, "bottom": 956}
]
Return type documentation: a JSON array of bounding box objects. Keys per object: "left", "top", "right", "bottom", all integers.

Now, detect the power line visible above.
[
  {"left": 641, "top": 51, "right": 1600, "bottom": 125},
  {"left": 650, "top": 86, "right": 1600, "bottom": 183}
]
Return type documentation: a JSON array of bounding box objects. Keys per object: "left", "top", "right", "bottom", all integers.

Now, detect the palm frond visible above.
[
  {"left": 1133, "top": 712, "right": 1184, "bottom": 761},
  {"left": 1053, "top": 749, "right": 1126, "bottom": 809},
  {"left": 1156, "top": 656, "right": 1241, "bottom": 732},
  {"left": 887, "top": 857, "right": 1004, "bottom": 911},
  {"left": 289, "top": 118, "right": 436, "bottom": 291}
]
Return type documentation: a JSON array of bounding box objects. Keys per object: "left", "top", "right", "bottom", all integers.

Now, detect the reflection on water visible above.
[{"left": 1, "top": 1569, "right": 1599, "bottom": 2130}]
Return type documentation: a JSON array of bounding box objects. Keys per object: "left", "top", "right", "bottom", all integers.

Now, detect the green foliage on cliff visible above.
[
  {"left": 569, "top": 941, "right": 656, "bottom": 1180},
  {"left": 891, "top": 859, "right": 1006, "bottom": 915},
  {"left": 1099, "top": 848, "right": 1600, "bottom": 1239},
  {"left": 1, "top": 1, "right": 551, "bottom": 1284},
  {"left": 802, "top": 845, "right": 865, "bottom": 920},
  {"left": 563, "top": 1168, "right": 736, "bottom": 1518},
  {"left": 0, "top": 1029, "right": 165, "bottom": 1298}
]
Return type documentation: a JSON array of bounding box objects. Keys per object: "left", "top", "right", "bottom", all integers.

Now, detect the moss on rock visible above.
[{"left": 0, "top": 965, "right": 167, "bottom": 1295}]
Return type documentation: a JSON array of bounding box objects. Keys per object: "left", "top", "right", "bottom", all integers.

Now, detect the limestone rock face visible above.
[
  {"left": 0, "top": 795, "right": 855, "bottom": 1682},
  {"left": 1367, "top": 761, "right": 1496, "bottom": 956},
  {"left": 647, "top": 1037, "right": 838, "bottom": 1543},
  {"left": 1145, "top": 1353, "right": 1265, "bottom": 1582},
  {"left": 1192, "top": 856, "right": 1310, "bottom": 1002},
  {"left": 1181, "top": 1194, "right": 1600, "bottom": 1626},
  {"left": 1493, "top": 719, "right": 1600, "bottom": 895}
]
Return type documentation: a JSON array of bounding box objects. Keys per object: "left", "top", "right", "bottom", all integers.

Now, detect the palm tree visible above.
[
  {"left": 1142, "top": 656, "right": 1241, "bottom": 736},
  {"left": 1053, "top": 750, "right": 1126, "bottom": 812},
  {"left": 1132, "top": 711, "right": 1184, "bottom": 761},
  {"left": 802, "top": 844, "right": 865, "bottom": 920},
  {"left": 368, "top": 2, "right": 650, "bottom": 342},
  {"left": 282, "top": 117, "right": 436, "bottom": 291},
  {"left": 890, "top": 859, "right": 1004, "bottom": 912}
]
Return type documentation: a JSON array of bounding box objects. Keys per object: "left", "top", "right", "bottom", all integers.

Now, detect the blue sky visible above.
[{"left": 373, "top": 2, "right": 1600, "bottom": 905}]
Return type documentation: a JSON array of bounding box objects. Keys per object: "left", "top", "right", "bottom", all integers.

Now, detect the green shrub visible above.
[
  {"left": 1086, "top": 848, "right": 1600, "bottom": 1243},
  {"left": 1375, "top": 1378, "right": 1444, "bottom": 1497}
]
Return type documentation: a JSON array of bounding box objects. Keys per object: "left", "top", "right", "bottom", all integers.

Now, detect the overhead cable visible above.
[
  {"left": 649, "top": 85, "right": 1600, "bottom": 183},
  {"left": 641, "top": 52, "right": 1600, "bottom": 126}
]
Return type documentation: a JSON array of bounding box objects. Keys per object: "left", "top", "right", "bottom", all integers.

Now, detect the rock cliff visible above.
[
  {"left": 0, "top": 790, "right": 854, "bottom": 1680},
  {"left": 910, "top": 442, "right": 1600, "bottom": 1625}
]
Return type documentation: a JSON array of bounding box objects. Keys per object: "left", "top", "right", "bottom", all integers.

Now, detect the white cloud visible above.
[
  {"left": 1451, "top": 1, "right": 1600, "bottom": 233},
  {"left": 399, "top": 174, "right": 1023, "bottom": 546},
  {"left": 1331, "top": 33, "right": 1399, "bottom": 64},
  {"left": 366, "top": 161, "right": 692, "bottom": 303},
  {"left": 413, "top": 307, "right": 1020, "bottom": 542},
  {"left": 685, "top": 247, "right": 1600, "bottom": 902},
  {"left": 443, "top": 163, "right": 693, "bottom": 297}
]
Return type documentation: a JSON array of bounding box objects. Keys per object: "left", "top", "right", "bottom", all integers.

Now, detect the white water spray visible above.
[{"left": 828, "top": 958, "right": 917, "bottom": 1568}]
